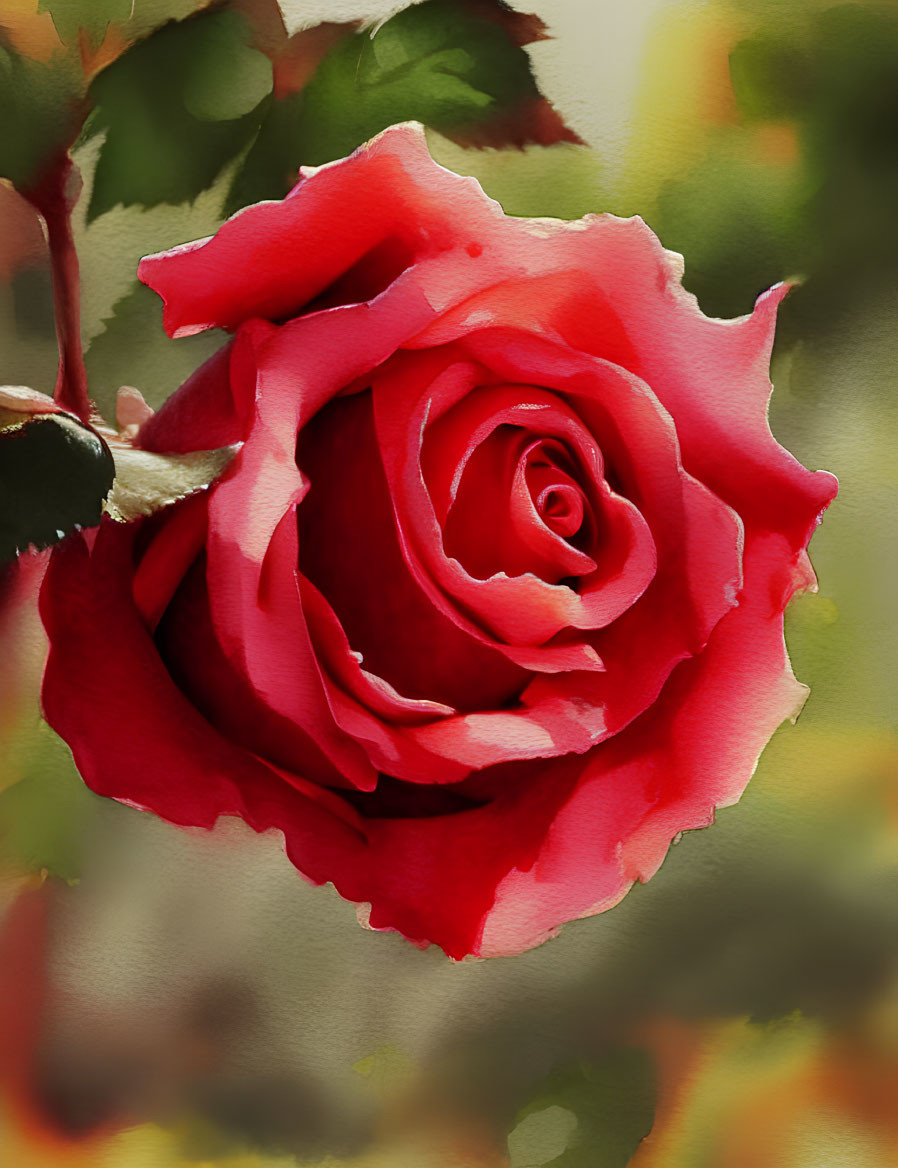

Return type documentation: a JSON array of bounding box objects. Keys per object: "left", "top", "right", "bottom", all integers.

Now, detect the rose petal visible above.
[
  {"left": 405, "top": 215, "right": 837, "bottom": 549},
  {"left": 40, "top": 525, "right": 367, "bottom": 836},
  {"left": 376, "top": 358, "right": 658, "bottom": 648},
  {"left": 297, "top": 388, "right": 530, "bottom": 714},
  {"left": 137, "top": 123, "right": 506, "bottom": 338},
  {"left": 37, "top": 525, "right": 580, "bottom": 959},
  {"left": 478, "top": 530, "right": 813, "bottom": 955}
]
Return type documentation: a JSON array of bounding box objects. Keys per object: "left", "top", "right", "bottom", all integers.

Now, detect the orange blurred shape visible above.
[
  {"left": 701, "top": 21, "right": 741, "bottom": 128},
  {"left": 78, "top": 21, "right": 130, "bottom": 84},
  {"left": 716, "top": 1037, "right": 898, "bottom": 1168},
  {"left": 0, "top": 0, "right": 63, "bottom": 62},
  {"left": 0, "top": 882, "right": 109, "bottom": 1164},
  {"left": 632, "top": 1015, "right": 898, "bottom": 1168},
  {"left": 628, "top": 1018, "right": 723, "bottom": 1168},
  {"left": 754, "top": 123, "right": 801, "bottom": 166}
]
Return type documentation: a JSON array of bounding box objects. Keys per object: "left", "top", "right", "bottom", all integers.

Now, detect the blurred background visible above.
[{"left": 0, "top": 0, "right": 896, "bottom": 1164}]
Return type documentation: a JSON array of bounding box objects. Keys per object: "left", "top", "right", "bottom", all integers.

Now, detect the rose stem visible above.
[{"left": 26, "top": 154, "right": 90, "bottom": 423}]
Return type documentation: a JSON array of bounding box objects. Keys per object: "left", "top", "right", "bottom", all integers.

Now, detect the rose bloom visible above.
[{"left": 40, "top": 125, "right": 836, "bottom": 958}]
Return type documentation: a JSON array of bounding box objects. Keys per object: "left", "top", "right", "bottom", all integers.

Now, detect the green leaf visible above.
[
  {"left": 38, "top": 0, "right": 133, "bottom": 50},
  {"left": 84, "top": 281, "right": 225, "bottom": 420},
  {"left": 182, "top": 16, "right": 273, "bottom": 122},
  {"left": 298, "top": 0, "right": 553, "bottom": 164},
  {"left": 223, "top": 90, "right": 300, "bottom": 212},
  {"left": 507, "top": 1050, "right": 656, "bottom": 1168},
  {"left": 0, "top": 45, "right": 77, "bottom": 190},
  {"left": 654, "top": 134, "right": 810, "bottom": 318},
  {"left": 225, "top": 0, "right": 578, "bottom": 212},
  {"left": 0, "top": 410, "right": 115, "bottom": 564},
  {"left": 86, "top": 9, "right": 272, "bottom": 219}
]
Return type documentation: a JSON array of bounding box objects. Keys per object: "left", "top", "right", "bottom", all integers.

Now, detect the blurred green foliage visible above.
[
  {"left": 223, "top": 89, "right": 304, "bottom": 214},
  {"left": 184, "top": 17, "right": 272, "bottom": 122},
  {"left": 656, "top": 3, "right": 898, "bottom": 336},
  {"left": 429, "top": 133, "right": 603, "bottom": 220},
  {"left": 22, "top": 0, "right": 581, "bottom": 221},
  {"left": 655, "top": 137, "right": 810, "bottom": 318},
  {"left": 509, "top": 1052, "right": 656, "bottom": 1168},
  {"left": 0, "top": 2, "right": 223, "bottom": 200},
  {"left": 0, "top": 721, "right": 99, "bottom": 879}
]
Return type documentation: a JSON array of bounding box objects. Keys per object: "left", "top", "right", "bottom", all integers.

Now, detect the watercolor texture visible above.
[{"left": 0, "top": 1, "right": 894, "bottom": 1166}]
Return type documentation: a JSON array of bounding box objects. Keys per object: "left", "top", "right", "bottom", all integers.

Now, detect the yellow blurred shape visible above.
[
  {"left": 757, "top": 723, "right": 898, "bottom": 811},
  {"left": 105, "top": 1120, "right": 296, "bottom": 1167},
  {"left": 101, "top": 1117, "right": 506, "bottom": 1168},
  {"left": 619, "top": 4, "right": 740, "bottom": 212},
  {"left": 352, "top": 1044, "right": 416, "bottom": 1097}
]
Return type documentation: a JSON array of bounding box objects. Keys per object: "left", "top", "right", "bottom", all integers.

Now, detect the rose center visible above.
[
  {"left": 536, "top": 485, "right": 583, "bottom": 537},
  {"left": 437, "top": 426, "right": 601, "bottom": 586},
  {"left": 522, "top": 441, "right": 590, "bottom": 544}
]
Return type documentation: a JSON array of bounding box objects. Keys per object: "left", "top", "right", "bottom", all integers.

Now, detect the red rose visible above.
[{"left": 39, "top": 125, "right": 837, "bottom": 958}]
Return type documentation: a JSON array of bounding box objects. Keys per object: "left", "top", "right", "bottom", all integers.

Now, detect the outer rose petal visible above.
[
  {"left": 36, "top": 524, "right": 575, "bottom": 957},
  {"left": 477, "top": 532, "right": 812, "bottom": 956},
  {"left": 568, "top": 231, "right": 836, "bottom": 551},
  {"left": 137, "top": 124, "right": 506, "bottom": 338},
  {"left": 40, "top": 526, "right": 368, "bottom": 844}
]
